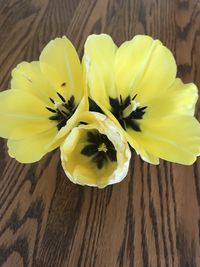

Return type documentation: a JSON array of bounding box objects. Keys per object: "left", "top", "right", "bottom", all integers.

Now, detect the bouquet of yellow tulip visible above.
[{"left": 1, "top": 34, "right": 200, "bottom": 188}]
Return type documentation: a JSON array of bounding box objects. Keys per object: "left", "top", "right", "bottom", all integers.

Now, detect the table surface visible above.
[{"left": 0, "top": 0, "right": 200, "bottom": 266}]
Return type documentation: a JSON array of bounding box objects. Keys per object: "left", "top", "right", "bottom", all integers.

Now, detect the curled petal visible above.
[{"left": 61, "top": 112, "right": 131, "bottom": 188}]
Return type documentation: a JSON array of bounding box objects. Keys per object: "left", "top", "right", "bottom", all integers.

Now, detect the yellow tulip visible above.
[
  {"left": 83, "top": 34, "right": 200, "bottom": 165},
  {"left": 0, "top": 36, "right": 88, "bottom": 163},
  {"left": 61, "top": 112, "right": 131, "bottom": 188}
]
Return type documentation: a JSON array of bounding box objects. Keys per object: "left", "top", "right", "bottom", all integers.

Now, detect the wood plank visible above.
[{"left": 0, "top": 0, "right": 200, "bottom": 266}]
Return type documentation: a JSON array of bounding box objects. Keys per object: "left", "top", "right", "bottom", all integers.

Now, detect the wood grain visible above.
[{"left": 0, "top": 0, "right": 200, "bottom": 266}]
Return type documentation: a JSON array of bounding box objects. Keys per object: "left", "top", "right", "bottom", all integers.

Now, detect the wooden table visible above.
[{"left": 0, "top": 0, "right": 200, "bottom": 266}]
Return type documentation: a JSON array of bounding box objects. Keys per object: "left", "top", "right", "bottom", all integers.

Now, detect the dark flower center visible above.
[
  {"left": 81, "top": 131, "right": 117, "bottom": 169},
  {"left": 89, "top": 95, "right": 147, "bottom": 132},
  {"left": 46, "top": 93, "right": 76, "bottom": 130},
  {"left": 109, "top": 95, "right": 147, "bottom": 132}
]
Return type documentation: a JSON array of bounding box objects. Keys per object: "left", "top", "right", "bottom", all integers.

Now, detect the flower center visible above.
[
  {"left": 81, "top": 131, "right": 117, "bottom": 169},
  {"left": 98, "top": 143, "right": 107, "bottom": 152},
  {"left": 46, "top": 92, "right": 76, "bottom": 130},
  {"left": 89, "top": 95, "right": 147, "bottom": 132},
  {"left": 109, "top": 95, "right": 147, "bottom": 132},
  {"left": 122, "top": 99, "right": 141, "bottom": 118}
]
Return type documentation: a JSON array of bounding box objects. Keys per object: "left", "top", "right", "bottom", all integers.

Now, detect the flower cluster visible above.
[{"left": 0, "top": 34, "right": 200, "bottom": 188}]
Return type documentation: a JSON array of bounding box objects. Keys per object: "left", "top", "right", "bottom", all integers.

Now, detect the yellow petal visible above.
[
  {"left": 125, "top": 129, "right": 159, "bottom": 164},
  {"left": 115, "top": 35, "right": 154, "bottom": 98},
  {"left": 115, "top": 35, "right": 177, "bottom": 102},
  {"left": 145, "top": 79, "right": 198, "bottom": 119},
  {"left": 11, "top": 61, "right": 57, "bottom": 106},
  {"left": 84, "top": 34, "right": 117, "bottom": 107},
  {"left": 61, "top": 112, "right": 131, "bottom": 188},
  {"left": 127, "top": 116, "right": 200, "bottom": 164},
  {"left": 8, "top": 127, "right": 57, "bottom": 163},
  {"left": 0, "top": 90, "right": 55, "bottom": 139},
  {"left": 40, "top": 36, "right": 83, "bottom": 103}
]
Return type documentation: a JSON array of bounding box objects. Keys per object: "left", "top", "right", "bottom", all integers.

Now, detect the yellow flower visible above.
[
  {"left": 61, "top": 112, "right": 131, "bottom": 188},
  {"left": 0, "top": 36, "right": 88, "bottom": 163},
  {"left": 83, "top": 34, "right": 200, "bottom": 165}
]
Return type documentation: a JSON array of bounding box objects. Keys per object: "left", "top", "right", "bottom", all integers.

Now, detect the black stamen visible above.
[
  {"left": 49, "top": 97, "right": 55, "bottom": 104},
  {"left": 139, "top": 106, "right": 147, "bottom": 111},
  {"left": 61, "top": 110, "right": 69, "bottom": 116},
  {"left": 132, "top": 94, "right": 137, "bottom": 101},
  {"left": 67, "top": 96, "right": 75, "bottom": 109},
  {"left": 46, "top": 107, "right": 56, "bottom": 113},
  {"left": 61, "top": 82, "right": 66, "bottom": 87},
  {"left": 120, "top": 94, "right": 123, "bottom": 105},
  {"left": 49, "top": 114, "right": 62, "bottom": 121},
  {"left": 57, "top": 92, "right": 66, "bottom": 103},
  {"left": 123, "top": 96, "right": 131, "bottom": 109}
]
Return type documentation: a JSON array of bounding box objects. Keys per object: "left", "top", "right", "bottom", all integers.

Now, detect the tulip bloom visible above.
[
  {"left": 83, "top": 34, "right": 200, "bottom": 165},
  {"left": 0, "top": 36, "right": 87, "bottom": 163},
  {"left": 61, "top": 112, "right": 131, "bottom": 188}
]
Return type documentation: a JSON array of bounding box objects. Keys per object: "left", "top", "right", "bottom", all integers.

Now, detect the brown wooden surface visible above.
[{"left": 0, "top": 0, "right": 200, "bottom": 266}]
